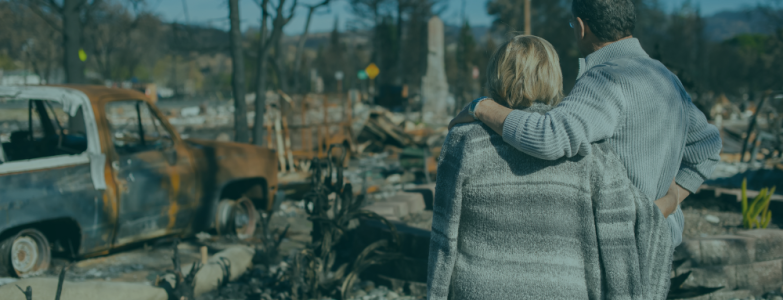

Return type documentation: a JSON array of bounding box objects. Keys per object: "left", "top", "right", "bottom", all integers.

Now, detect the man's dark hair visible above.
[{"left": 572, "top": 0, "right": 636, "bottom": 42}]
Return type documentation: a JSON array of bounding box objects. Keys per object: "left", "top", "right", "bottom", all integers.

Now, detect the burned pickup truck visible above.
[{"left": 0, "top": 85, "right": 278, "bottom": 277}]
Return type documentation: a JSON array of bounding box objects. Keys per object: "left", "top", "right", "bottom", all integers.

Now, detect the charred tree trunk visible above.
[
  {"left": 291, "top": 0, "right": 330, "bottom": 93},
  {"left": 229, "top": 0, "right": 249, "bottom": 143},
  {"left": 274, "top": 40, "right": 288, "bottom": 93},
  {"left": 63, "top": 0, "right": 86, "bottom": 84},
  {"left": 269, "top": 0, "right": 294, "bottom": 94},
  {"left": 256, "top": 0, "right": 296, "bottom": 97},
  {"left": 292, "top": 7, "right": 316, "bottom": 93},
  {"left": 254, "top": 0, "right": 271, "bottom": 146}
]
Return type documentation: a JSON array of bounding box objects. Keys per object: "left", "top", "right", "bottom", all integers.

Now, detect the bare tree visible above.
[
  {"left": 292, "top": 0, "right": 332, "bottom": 93},
  {"left": 348, "top": 0, "right": 391, "bottom": 71},
  {"left": 119, "top": 12, "right": 163, "bottom": 79},
  {"left": 229, "top": 0, "right": 249, "bottom": 142},
  {"left": 253, "top": 0, "right": 271, "bottom": 146},
  {"left": 348, "top": 0, "right": 390, "bottom": 27},
  {"left": 23, "top": 0, "right": 103, "bottom": 83},
  {"left": 84, "top": 0, "right": 158, "bottom": 81},
  {"left": 17, "top": 5, "right": 62, "bottom": 83},
  {"left": 252, "top": 0, "right": 297, "bottom": 145},
  {"left": 25, "top": 33, "right": 60, "bottom": 84},
  {"left": 84, "top": 2, "right": 128, "bottom": 80},
  {"left": 269, "top": 0, "right": 298, "bottom": 93}
]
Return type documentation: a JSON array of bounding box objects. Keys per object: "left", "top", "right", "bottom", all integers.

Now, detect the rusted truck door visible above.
[{"left": 103, "top": 100, "right": 197, "bottom": 246}]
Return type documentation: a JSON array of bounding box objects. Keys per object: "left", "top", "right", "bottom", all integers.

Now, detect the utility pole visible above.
[{"left": 524, "top": 0, "right": 531, "bottom": 35}]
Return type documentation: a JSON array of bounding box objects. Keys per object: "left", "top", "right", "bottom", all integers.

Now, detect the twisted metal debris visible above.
[{"left": 287, "top": 144, "right": 403, "bottom": 300}]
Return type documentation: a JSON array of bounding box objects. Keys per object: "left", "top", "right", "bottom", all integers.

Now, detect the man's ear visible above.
[{"left": 576, "top": 17, "right": 587, "bottom": 40}]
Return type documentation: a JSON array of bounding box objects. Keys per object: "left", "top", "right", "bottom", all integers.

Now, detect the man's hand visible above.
[
  {"left": 449, "top": 98, "right": 511, "bottom": 136},
  {"left": 654, "top": 179, "right": 691, "bottom": 218},
  {"left": 668, "top": 178, "right": 690, "bottom": 205},
  {"left": 448, "top": 105, "right": 475, "bottom": 130},
  {"left": 654, "top": 194, "right": 678, "bottom": 218}
]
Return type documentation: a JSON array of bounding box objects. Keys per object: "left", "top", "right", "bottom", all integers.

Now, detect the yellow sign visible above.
[
  {"left": 78, "top": 49, "right": 87, "bottom": 62},
  {"left": 365, "top": 63, "right": 380, "bottom": 80}
]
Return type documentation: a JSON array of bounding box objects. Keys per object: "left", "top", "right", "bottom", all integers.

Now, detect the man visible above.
[{"left": 449, "top": 0, "right": 722, "bottom": 248}]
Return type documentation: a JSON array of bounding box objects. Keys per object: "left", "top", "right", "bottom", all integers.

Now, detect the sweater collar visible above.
[
  {"left": 577, "top": 38, "right": 649, "bottom": 79},
  {"left": 523, "top": 102, "right": 554, "bottom": 114}
]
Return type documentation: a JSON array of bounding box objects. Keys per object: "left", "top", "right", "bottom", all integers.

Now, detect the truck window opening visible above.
[
  {"left": 0, "top": 99, "right": 88, "bottom": 162},
  {"left": 106, "top": 100, "right": 173, "bottom": 155}
]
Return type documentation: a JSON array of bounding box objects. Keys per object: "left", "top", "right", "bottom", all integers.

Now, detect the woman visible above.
[{"left": 427, "top": 35, "right": 675, "bottom": 300}]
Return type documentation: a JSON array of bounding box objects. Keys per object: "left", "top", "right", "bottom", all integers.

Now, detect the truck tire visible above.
[
  {"left": 0, "top": 228, "right": 51, "bottom": 277},
  {"left": 215, "top": 198, "right": 258, "bottom": 240}
]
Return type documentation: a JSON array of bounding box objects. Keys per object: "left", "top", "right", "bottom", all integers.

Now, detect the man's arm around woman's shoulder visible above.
[{"left": 492, "top": 68, "right": 625, "bottom": 160}]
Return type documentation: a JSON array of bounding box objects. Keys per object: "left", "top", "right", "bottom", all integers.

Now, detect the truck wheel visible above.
[
  {"left": 0, "top": 229, "right": 51, "bottom": 277},
  {"left": 215, "top": 198, "right": 258, "bottom": 240}
]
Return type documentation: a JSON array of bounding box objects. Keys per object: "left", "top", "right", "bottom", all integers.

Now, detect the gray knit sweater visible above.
[
  {"left": 501, "top": 38, "right": 722, "bottom": 248},
  {"left": 427, "top": 104, "right": 673, "bottom": 299}
]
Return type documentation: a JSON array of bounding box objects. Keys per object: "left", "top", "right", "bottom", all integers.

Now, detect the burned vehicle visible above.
[{"left": 0, "top": 86, "right": 278, "bottom": 277}]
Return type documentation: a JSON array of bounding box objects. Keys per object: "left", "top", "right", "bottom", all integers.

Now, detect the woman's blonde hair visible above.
[{"left": 486, "top": 35, "right": 564, "bottom": 109}]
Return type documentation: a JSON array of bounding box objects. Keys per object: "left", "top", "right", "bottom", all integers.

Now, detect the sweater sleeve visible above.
[
  {"left": 668, "top": 101, "right": 721, "bottom": 248},
  {"left": 502, "top": 68, "right": 626, "bottom": 160},
  {"left": 675, "top": 99, "right": 722, "bottom": 193},
  {"left": 427, "top": 127, "right": 473, "bottom": 300}
]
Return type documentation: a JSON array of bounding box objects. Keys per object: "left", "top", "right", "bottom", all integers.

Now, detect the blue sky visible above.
[{"left": 148, "top": 0, "right": 761, "bottom": 34}]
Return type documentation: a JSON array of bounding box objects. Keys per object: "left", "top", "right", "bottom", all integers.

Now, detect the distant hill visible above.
[
  {"left": 704, "top": 8, "right": 780, "bottom": 41},
  {"left": 280, "top": 29, "right": 371, "bottom": 49},
  {"left": 277, "top": 24, "right": 494, "bottom": 50}
]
